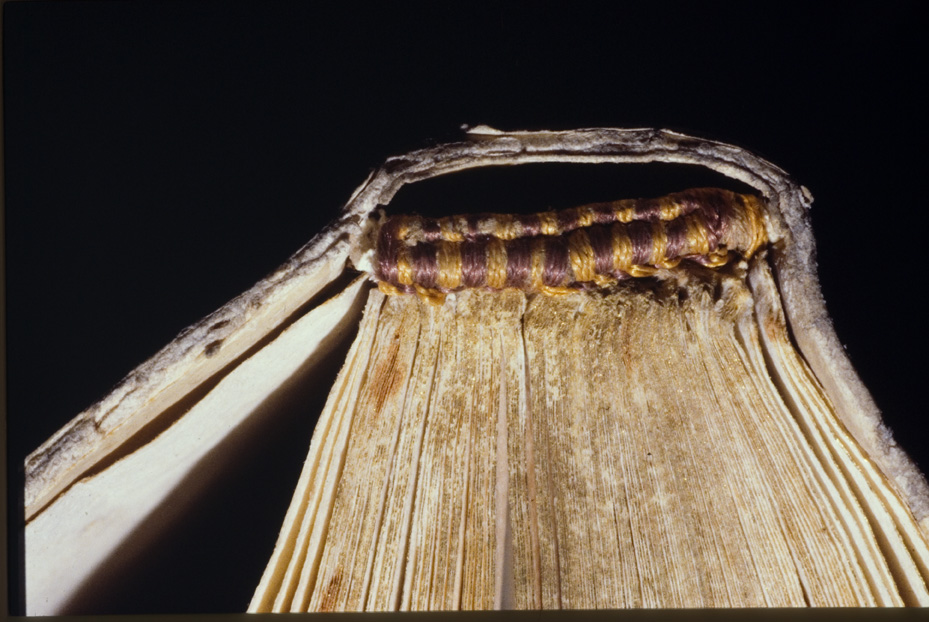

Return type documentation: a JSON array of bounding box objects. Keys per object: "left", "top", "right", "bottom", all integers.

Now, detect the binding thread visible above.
[{"left": 374, "top": 188, "right": 766, "bottom": 299}]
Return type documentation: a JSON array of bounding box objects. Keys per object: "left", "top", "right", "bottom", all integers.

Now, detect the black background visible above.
[{"left": 4, "top": 1, "right": 927, "bottom": 614}]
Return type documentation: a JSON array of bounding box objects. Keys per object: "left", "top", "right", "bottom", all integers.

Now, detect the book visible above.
[{"left": 23, "top": 128, "right": 929, "bottom": 613}]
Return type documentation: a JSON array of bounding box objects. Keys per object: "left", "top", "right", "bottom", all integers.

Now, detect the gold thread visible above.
[
  {"left": 439, "top": 217, "right": 465, "bottom": 242},
  {"left": 702, "top": 249, "right": 730, "bottom": 268},
  {"left": 455, "top": 215, "right": 472, "bottom": 239},
  {"left": 539, "top": 284, "right": 576, "bottom": 296},
  {"left": 394, "top": 215, "right": 411, "bottom": 241},
  {"left": 539, "top": 212, "right": 560, "bottom": 236},
  {"left": 656, "top": 257, "right": 682, "bottom": 269},
  {"left": 744, "top": 195, "right": 767, "bottom": 256},
  {"left": 414, "top": 284, "right": 447, "bottom": 305},
  {"left": 436, "top": 241, "right": 462, "bottom": 290},
  {"left": 576, "top": 205, "right": 596, "bottom": 229},
  {"left": 683, "top": 213, "right": 711, "bottom": 256},
  {"left": 397, "top": 216, "right": 419, "bottom": 242},
  {"left": 472, "top": 216, "right": 493, "bottom": 237},
  {"left": 658, "top": 195, "right": 684, "bottom": 221},
  {"left": 610, "top": 224, "right": 633, "bottom": 272},
  {"left": 568, "top": 230, "right": 596, "bottom": 283},
  {"left": 495, "top": 213, "right": 520, "bottom": 240},
  {"left": 396, "top": 246, "right": 414, "bottom": 286},
  {"left": 378, "top": 282, "right": 403, "bottom": 295},
  {"left": 613, "top": 200, "right": 636, "bottom": 224},
  {"left": 627, "top": 265, "right": 659, "bottom": 277},
  {"left": 486, "top": 238, "right": 508, "bottom": 289}
]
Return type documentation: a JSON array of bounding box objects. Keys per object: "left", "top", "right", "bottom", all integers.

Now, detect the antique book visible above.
[{"left": 23, "top": 128, "right": 929, "bottom": 613}]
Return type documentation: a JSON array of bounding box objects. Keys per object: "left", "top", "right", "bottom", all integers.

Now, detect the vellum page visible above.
[
  {"left": 252, "top": 259, "right": 929, "bottom": 611},
  {"left": 25, "top": 276, "right": 369, "bottom": 615}
]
